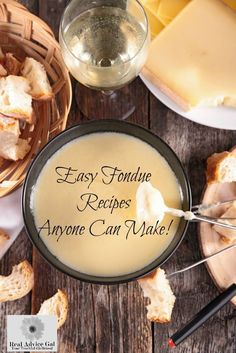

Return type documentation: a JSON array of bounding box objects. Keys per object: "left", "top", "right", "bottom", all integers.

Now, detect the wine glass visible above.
[{"left": 59, "top": 0, "right": 150, "bottom": 119}]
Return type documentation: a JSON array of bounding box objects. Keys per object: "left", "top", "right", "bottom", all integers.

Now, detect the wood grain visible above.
[
  {"left": 0, "top": 230, "right": 32, "bottom": 351},
  {"left": 150, "top": 95, "right": 236, "bottom": 353},
  {"left": 31, "top": 76, "right": 152, "bottom": 353},
  {"left": 0, "top": 1, "right": 236, "bottom": 353},
  {"left": 38, "top": 0, "right": 70, "bottom": 39},
  {"left": 19, "top": 0, "right": 38, "bottom": 14}
]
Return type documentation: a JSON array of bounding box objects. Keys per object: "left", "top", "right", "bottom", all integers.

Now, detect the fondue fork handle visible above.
[{"left": 166, "top": 243, "right": 236, "bottom": 278}]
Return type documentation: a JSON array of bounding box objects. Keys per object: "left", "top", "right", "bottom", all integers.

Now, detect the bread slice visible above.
[
  {"left": 0, "top": 115, "right": 30, "bottom": 161},
  {"left": 0, "top": 115, "right": 20, "bottom": 160},
  {"left": 0, "top": 76, "right": 33, "bottom": 123},
  {"left": 3, "top": 138, "right": 31, "bottom": 161},
  {"left": 4, "top": 53, "right": 21, "bottom": 75},
  {"left": 37, "top": 289, "right": 68, "bottom": 328},
  {"left": 213, "top": 201, "right": 236, "bottom": 243},
  {"left": 0, "top": 260, "right": 34, "bottom": 302},
  {"left": 138, "top": 268, "right": 176, "bottom": 323},
  {"left": 21, "top": 57, "right": 53, "bottom": 100},
  {"left": 0, "top": 229, "right": 10, "bottom": 248},
  {"left": 206, "top": 151, "right": 236, "bottom": 184}
]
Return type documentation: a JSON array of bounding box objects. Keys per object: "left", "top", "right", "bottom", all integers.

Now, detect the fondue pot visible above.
[{"left": 22, "top": 120, "right": 191, "bottom": 284}]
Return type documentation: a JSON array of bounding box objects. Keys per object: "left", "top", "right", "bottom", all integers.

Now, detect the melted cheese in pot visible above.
[{"left": 31, "top": 132, "right": 182, "bottom": 277}]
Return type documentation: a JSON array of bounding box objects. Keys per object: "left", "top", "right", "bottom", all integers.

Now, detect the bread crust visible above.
[
  {"left": 0, "top": 260, "right": 34, "bottom": 302},
  {"left": 206, "top": 151, "right": 236, "bottom": 184},
  {"left": 21, "top": 57, "right": 53, "bottom": 101},
  {"left": 37, "top": 289, "right": 68, "bottom": 328},
  {"left": 4, "top": 53, "right": 21, "bottom": 76},
  {"left": 138, "top": 268, "right": 175, "bottom": 323}
]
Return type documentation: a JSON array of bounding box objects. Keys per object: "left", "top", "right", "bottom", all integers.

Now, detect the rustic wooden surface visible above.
[{"left": 0, "top": 1, "right": 236, "bottom": 353}]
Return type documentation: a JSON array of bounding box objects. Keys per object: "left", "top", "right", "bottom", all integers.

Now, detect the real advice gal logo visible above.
[{"left": 7, "top": 315, "right": 57, "bottom": 352}]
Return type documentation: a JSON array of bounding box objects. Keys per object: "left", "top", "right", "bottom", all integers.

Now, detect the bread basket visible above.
[{"left": 0, "top": 0, "right": 72, "bottom": 197}]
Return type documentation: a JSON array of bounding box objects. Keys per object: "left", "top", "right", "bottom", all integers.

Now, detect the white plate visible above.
[
  {"left": 0, "top": 187, "right": 24, "bottom": 260},
  {"left": 140, "top": 74, "right": 236, "bottom": 130}
]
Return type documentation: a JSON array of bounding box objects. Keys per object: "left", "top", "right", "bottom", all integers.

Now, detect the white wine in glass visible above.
[{"left": 60, "top": 0, "right": 149, "bottom": 119}]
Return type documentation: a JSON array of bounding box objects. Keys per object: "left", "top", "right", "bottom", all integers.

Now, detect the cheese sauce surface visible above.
[{"left": 32, "top": 132, "right": 182, "bottom": 277}]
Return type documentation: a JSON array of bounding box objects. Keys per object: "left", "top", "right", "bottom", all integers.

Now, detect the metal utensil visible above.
[
  {"left": 167, "top": 243, "right": 236, "bottom": 278},
  {"left": 167, "top": 199, "right": 236, "bottom": 230}
]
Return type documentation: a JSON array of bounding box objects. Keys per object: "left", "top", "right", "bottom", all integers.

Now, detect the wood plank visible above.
[
  {"left": 90, "top": 78, "right": 152, "bottom": 353},
  {"left": 150, "top": 95, "right": 236, "bottom": 353},
  {"left": 39, "top": 0, "right": 70, "bottom": 39},
  {"left": 19, "top": 0, "right": 39, "bottom": 14},
  {"left": 31, "top": 76, "right": 152, "bottom": 353},
  {"left": 0, "top": 1, "right": 36, "bottom": 350},
  {"left": 0, "top": 230, "right": 32, "bottom": 349}
]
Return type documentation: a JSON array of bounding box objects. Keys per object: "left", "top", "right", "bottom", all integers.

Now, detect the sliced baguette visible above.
[
  {"left": 21, "top": 57, "right": 53, "bottom": 100},
  {"left": 4, "top": 53, "right": 21, "bottom": 75},
  {"left": 0, "top": 115, "right": 20, "bottom": 160},
  {"left": 3, "top": 138, "right": 31, "bottom": 161},
  {"left": 213, "top": 201, "right": 236, "bottom": 244},
  {"left": 138, "top": 268, "right": 176, "bottom": 323},
  {"left": 37, "top": 289, "right": 68, "bottom": 328},
  {"left": 0, "top": 76, "right": 33, "bottom": 123},
  {"left": 0, "top": 260, "right": 34, "bottom": 302},
  {"left": 206, "top": 151, "right": 236, "bottom": 184}
]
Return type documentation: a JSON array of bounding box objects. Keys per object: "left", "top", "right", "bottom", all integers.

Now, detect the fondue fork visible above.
[
  {"left": 166, "top": 243, "right": 236, "bottom": 278},
  {"left": 167, "top": 199, "right": 236, "bottom": 230},
  {"left": 191, "top": 199, "right": 236, "bottom": 229}
]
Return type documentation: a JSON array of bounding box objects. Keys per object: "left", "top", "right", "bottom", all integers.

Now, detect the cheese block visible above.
[
  {"left": 157, "top": 0, "right": 190, "bottom": 25},
  {"left": 142, "top": 0, "right": 161, "bottom": 15},
  {"left": 156, "top": 14, "right": 172, "bottom": 26},
  {"left": 143, "top": 0, "right": 236, "bottom": 110},
  {"left": 139, "top": 0, "right": 164, "bottom": 38},
  {"left": 145, "top": 6, "right": 165, "bottom": 38}
]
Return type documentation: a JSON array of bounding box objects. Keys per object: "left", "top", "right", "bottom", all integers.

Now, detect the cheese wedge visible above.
[
  {"left": 139, "top": 0, "right": 164, "bottom": 38},
  {"left": 157, "top": 0, "right": 190, "bottom": 25},
  {"left": 146, "top": 7, "right": 165, "bottom": 38},
  {"left": 142, "top": 0, "right": 161, "bottom": 15},
  {"left": 143, "top": 0, "right": 236, "bottom": 110}
]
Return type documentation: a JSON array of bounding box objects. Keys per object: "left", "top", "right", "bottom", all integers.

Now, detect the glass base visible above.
[{"left": 75, "top": 81, "right": 138, "bottom": 120}]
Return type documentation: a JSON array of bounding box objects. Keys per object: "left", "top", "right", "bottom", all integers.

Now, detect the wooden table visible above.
[{"left": 1, "top": 1, "right": 236, "bottom": 352}]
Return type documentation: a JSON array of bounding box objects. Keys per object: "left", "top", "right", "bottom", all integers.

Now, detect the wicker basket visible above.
[{"left": 0, "top": 0, "right": 72, "bottom": 197}]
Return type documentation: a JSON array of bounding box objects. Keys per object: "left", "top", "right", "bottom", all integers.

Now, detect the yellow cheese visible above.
[
  {"left": 139, "top": 0, "right": 164, "bottom": 38},
  {"left": 146, "top": 7, "right": 165, "bottom": 38},
  {"left": 157, "top": 0, "right": 190, "bottom": 23},
  {"left": 157, "top": 14, "right": 172, "bottom": 26},
  {"left": 143, "top": 0, "right": 236, "bottom": 110},
  {"left": 223, "top": 0, "right": 236, "bottom": 11},
  {"left": 144, "top": 0, "right": 161, "bottom": 15}
]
